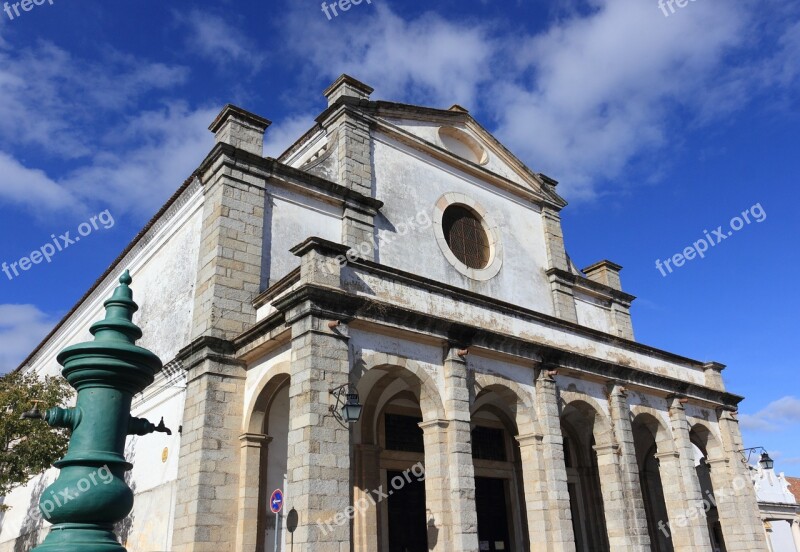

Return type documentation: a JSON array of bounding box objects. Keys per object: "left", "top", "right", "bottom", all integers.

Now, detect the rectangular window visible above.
[
  {"left": 384, "top": 414, "right": 424, "bottom": 452},
  {"left": 471, "top": 426, "right": 507, "bottom": 461}
]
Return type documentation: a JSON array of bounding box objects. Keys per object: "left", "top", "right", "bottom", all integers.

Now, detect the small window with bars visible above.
[
  {"left": 384, "top": 414, "right": 425, "bottom": 453},
  {"left": 471, "top": 426, "right": 507, "bottom": 461}
]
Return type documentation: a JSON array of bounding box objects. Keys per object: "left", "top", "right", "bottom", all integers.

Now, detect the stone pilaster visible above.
[
  {"left": 714, "top": 408, "right": 770, "bottom": 551},
  {"left": 284, "top": 313, "right": 352, "bottom": 551},
  {"left": 529, "top": 367, "right": 576, "bottom": 551},
  {"left": 236, "top": 433, "right": 271, "bottom": 552},
  {"left": 442, "top": 347, "right": 480, "bottom": 551},
  {"left": 172, "top": 339, "right": 247, "bottom": 552},
  {"left": 419, "top": 419, "right": 453, "bottom": 552},
  {"left": 192, "top": 105, "right": 268, "bottom": 340},
  {"left": 353, "top": 444, "right": 381, "bottom": 552},
  {"left": 541, "top": 202, "right": 578, "bottom": 324},
  {"left": 321, "top": 75, "right": 375, "bottom": 257},
  {"left": 703, "top": 362, "right": 726, "bottom": 392},
  {"left": 593, "top": 441, "right": 632, "bottom": 549},
  {"left": 606, "top": 382, "right": 651, "bottom": 550},
  {"left": 666, "top": 396, "right": 713, "bottom": 549}
]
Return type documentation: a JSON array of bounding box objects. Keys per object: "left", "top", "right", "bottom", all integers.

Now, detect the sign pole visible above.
[
  {"left": 274, "top": 510, "right": 280, "bottom": 552},
  {"left": 269, "top": 489, "right": 284, "bottom": 552}
]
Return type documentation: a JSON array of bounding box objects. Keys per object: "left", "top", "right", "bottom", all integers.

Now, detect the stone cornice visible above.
[
  {"left": 264, "top": 280, "right": 741, "bottom": 408},
  {"left": 196, "top": 142, "right": 383, "bottom": 211}
]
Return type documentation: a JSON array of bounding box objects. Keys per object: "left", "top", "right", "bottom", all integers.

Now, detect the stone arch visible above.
[
  {"left": 689, "top": 420, "right": 725, "bottom": 461},
  {"left": 355, "top": 353, "right": 445, "bottom": 445},
  {"left": 631, "top": 408, "right": 676, "bottom": 552},
  {"left": 559, "top": 390, "right": 614, "bottom": 447},
  {"left": 243, "top": 360, "right": 291, "bottom": 434},
  {"left": 631, "top": 406, "right": 676, "bottom": 456},
  {"left": 472, "top": 373, "right": 535, "bottom": 436},
  {"left": 237, "top": 363, "right": 292, "bottom": 552}
]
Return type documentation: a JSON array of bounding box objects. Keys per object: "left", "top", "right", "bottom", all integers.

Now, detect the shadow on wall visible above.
[
  {"left": 13, "top": 475, "right": 48, "bottom": 552},
  {"left": 114, "top": 437, "right": 137, "bottom": 547}
]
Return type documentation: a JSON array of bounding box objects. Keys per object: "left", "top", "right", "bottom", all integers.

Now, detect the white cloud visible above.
[
  {"left": 282, "top": 0, "right": 799, "bottom": 200},
  {"left": 740, "top": 397, "right": 800, "bottom": 432},
  {"left": 284, "top": 4, "right": 495, "bottom": 107},
  {"left": 62, "top": 103, "right": 216, "bottom": 217},
  {"left": 175, "top": 10, "right": 265, "bottom": 73},
  {"left": 0, "top": 305, "right": 57, "bottom": 374},
  {"left": 264, "top": 115, "right": 317, "bottom": 158},
  {"left": 0, "top": 153, "right": 80, "bottom": 214},
  {"left": 0, "top": 41, "right": 188, "bottom": 159},
  {"left": 0, "top": 41, "right": 214, "bottom": 218}
]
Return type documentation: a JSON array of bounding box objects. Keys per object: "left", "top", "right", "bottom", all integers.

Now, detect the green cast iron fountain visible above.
[{"left": 22, "top": 270, "right": 170, "bottom": 551}]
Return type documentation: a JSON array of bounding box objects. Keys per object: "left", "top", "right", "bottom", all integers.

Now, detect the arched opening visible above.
[
  {"left": 561, "top": 402, "right": 610, "bottom": 552},
  {"left": 355, "top": 366, "right": 437, "bottom": 552},
  {"left": 690, "top": 425, "right": 727, "bottom": 552},
  {"left": 247, "top": 373, "right": 290, "bottom": 552},
  {"left": 632, "top": 414, "right": 674, "bottom": 552},
  {"left": 471, "top": 387, "right": 529, "bottom": 552}
]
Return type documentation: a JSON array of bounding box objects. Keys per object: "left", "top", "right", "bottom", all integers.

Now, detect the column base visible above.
[{"left": 32, "top": 523, "right": 126, "bottom": 552}]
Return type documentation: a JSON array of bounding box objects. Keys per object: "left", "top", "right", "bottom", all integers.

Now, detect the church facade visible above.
[{"left": 0, "top": 75, "right": 769, "bottom": 551}]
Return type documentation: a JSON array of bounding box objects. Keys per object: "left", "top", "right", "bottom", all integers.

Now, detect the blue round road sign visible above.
[{"left": 270, "top": 489, "right": 284, "bottom": 514}]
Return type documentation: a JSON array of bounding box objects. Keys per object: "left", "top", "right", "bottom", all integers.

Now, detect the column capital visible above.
[
  {"left": 239, "top": 432, "right": 271, "bottom": 448},
  {"left": 515, "top": 433, "right": 544, "bottom": 446},
  {"left": 418, "top": 419, "right": 449, "bottom": 433},
  {"left": 592, "top": 442, "right": 620, "bottom": 455}
]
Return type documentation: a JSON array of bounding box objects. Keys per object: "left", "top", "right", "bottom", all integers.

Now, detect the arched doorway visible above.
[
  {"left": 632, "top": 413, "right": 674, "bottom": 552},
  {"left": 561, "top": 402, "right": 610, "bottom": 552},
  {"left": 471, "top": 386, "right": 529, "bottom": 552},
  {"left": 355, "top": 365, "right": 442, "bottom": 552},
  {"left": 245, "top": 373, "right": 290, "bottom": 552},
  {"left": 690, "top": 426, "right": 727, "bottom": 552}
]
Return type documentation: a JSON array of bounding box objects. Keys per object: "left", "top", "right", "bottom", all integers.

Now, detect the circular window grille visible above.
[{"left": 442, "top": 205, "right": 490, "bottom": 269}]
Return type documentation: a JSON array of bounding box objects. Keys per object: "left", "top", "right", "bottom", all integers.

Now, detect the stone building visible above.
[{"left": 0, "top": 75, "right": 770, "bottom": 551}]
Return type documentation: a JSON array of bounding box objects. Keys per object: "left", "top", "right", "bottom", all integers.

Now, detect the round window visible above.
[{"left": 442, "top": 205, "right": 490, "bottom": 269}]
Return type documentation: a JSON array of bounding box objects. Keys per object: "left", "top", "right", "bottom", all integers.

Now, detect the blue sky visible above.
[{"left": 0, "top": 0, "right": 798, "bottom": 467}]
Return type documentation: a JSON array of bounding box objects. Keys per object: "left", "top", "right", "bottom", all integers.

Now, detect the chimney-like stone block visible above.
[
  {"left": 323, "top": 74, "right": 374, "bottom": 106},
  {"left": 209, "top": 104, "right": 271, "bottom": 156},
  {"left": 583, "top": 260, "right": 623, "bottom": 291}
]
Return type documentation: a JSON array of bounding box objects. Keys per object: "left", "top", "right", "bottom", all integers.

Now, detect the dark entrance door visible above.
[
  {"left": 476, "top": 477, "right": 512, "bottom": 551},
  {"left": 387, "top": 470, "right": 428, "bottom": 552}
]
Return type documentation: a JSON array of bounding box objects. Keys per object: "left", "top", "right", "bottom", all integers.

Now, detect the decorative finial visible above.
[{"left": 120, "top": 270, "right": 132, "bottom": 286}]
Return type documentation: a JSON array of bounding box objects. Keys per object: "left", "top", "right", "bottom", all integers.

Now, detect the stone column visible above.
[
  {"left": 172, "top": 340, "right": 247, "bottom": 552},
  {"left": 353, "top": 444, "right": 381, "bottom": 552},
  {"left": 529, "top": 367, "right": 576, "bottom": 552},
  {"left": 666, "top": 396, "right": 713, "bottom": 549},
  {"left": 284, "top": 312, "right": 352, "bottom": 551},
  {"left": 715, "top": 408, "right": 770, "bottom": 551},
  {"left": 593, "top": 441, "right": 633, "bottom": 549},
  {"left": 236, "top": 433, "right": 271, "bottom": 552},
  {"left": 606, "top": 382, "right": 651, "bottom": 550},
  {"left": 420, "top": 419, "right": 453, "bottom": 552},
  {"left": 173, "top": 104, "right": 269, "bottom": 551},
  {"left": 442, "top": 347, "right": 480, "bottom": 551}
]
